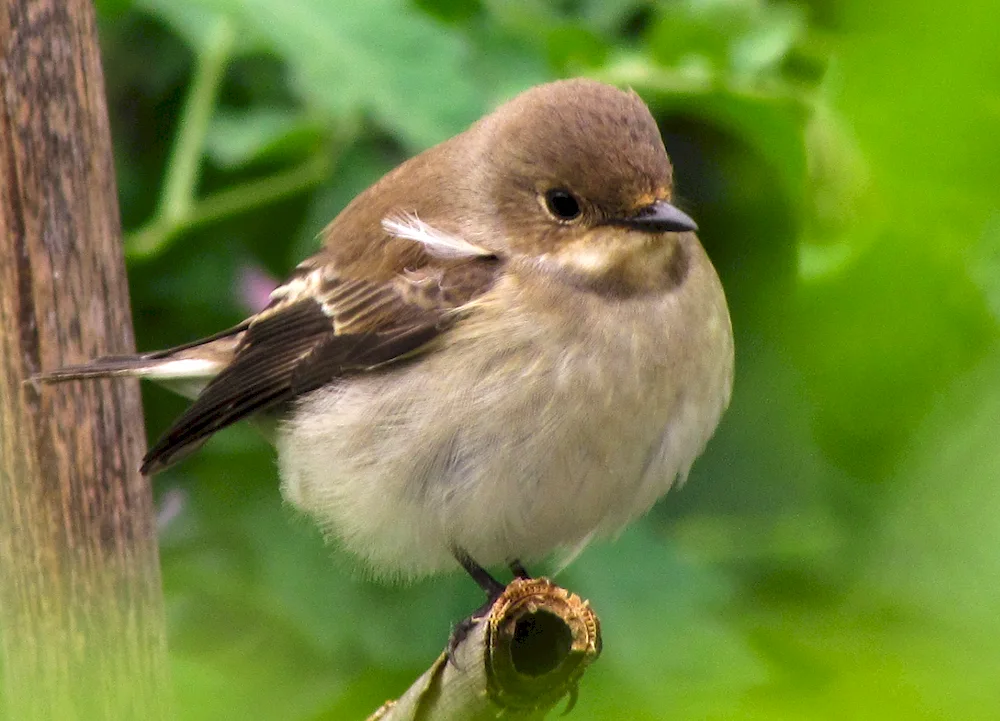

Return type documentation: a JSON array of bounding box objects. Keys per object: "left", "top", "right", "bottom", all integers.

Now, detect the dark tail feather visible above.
[
  {"left": 33, "top": 320, "right": 250, "bottom": 386},
  {"left": 32, "top": 353, "right": 228, "bottom": 403},
  {"left": 34, "top": 355, "right": 187, "bottom": 382}
]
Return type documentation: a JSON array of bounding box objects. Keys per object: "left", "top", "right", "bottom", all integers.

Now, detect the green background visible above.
[{"left": 93, "top": 0, "right": 1000, "bottom": 718}]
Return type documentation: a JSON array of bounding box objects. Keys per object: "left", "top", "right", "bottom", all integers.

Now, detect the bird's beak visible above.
[{"left": 613, "top": 200, "right": 698, "bottom": 234}]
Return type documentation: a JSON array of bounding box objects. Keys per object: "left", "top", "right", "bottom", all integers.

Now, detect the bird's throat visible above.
[{"left": 540, "top": 232, "right": 691, "bottom": 297}]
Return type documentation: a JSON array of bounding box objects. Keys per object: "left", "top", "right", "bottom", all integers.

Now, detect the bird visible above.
[{"left": 39, "top": 78, "right": 734, "bottom": 596}]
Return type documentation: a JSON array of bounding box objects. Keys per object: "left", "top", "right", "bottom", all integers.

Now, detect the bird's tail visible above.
[
  {"left": 33, "top": 323, "right": 248, "bottom": 399},
  {"left": 36, "top": 354, "right": 219, "bottom": 382}
]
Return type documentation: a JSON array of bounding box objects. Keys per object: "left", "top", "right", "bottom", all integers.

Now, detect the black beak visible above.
[{"left": 613, "top": 200, "right": 698, "bottom": 233}]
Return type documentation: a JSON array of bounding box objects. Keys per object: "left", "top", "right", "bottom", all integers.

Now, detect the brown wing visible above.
[{"left": 141, "top": 251, "right": 500, "bottom": 474}]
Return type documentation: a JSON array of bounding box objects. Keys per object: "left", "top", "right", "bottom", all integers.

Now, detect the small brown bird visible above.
[{"left": 42, "top": 79, "right": 733, "bottom": 592}]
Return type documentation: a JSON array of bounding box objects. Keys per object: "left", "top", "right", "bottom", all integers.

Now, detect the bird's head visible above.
[{"left": 467, "top": 79, "right": 697, "bottom": 291}]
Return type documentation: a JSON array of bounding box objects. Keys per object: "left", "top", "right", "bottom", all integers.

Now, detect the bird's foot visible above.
[
  {"left": 508, "top": 559, "right": 531, "bottom": 579},
  {"left": 447, "top": 592, "right": 500, "bottom": 660},
  {"left": 448, "top": 551, "right": 535, "bottom": 662}
]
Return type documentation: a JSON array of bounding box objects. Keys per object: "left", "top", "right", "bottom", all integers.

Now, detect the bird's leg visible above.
[
  {"left": 508, "top": 559, "right": 531, "bottom": 579},
  {"left": 449, "top": 547, "right": 507, "bottom": 659},
  {"left": 454, "top": 547, "right": 506, "bottom": 599}
]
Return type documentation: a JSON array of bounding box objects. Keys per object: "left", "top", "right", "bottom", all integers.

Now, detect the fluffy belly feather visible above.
[{"left": 277, "top": 272, "right": 732, "bottom": 579}]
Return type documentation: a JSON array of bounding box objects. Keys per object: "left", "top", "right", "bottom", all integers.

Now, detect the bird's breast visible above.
[{"left": 276, "top": 248, "right": 733, "bottom": 578}]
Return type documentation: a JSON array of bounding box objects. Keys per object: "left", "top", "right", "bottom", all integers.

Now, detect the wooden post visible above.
[{"left": 0, "top": 1, "right": 172, "bottom": 719}]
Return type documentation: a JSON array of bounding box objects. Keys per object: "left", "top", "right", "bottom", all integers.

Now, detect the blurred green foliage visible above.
[{"left": 90, "top": 0, "right": 1000, "bottom": 718}]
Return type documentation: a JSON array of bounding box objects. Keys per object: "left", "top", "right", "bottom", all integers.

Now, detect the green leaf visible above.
[
  {"left": 561, "top": 524, "right": 765, "bottom": 718},
  {"left": 798, "top": 98, "right": 873, "bottom": 281},
  {"left": 412, "top": 0, "right": 484, "bottom": 24},
  {"left": 95, "top": 0, "right": 136, "bottom": 18},
  {"left": 971, "top": 217, "right": 1000, "bottom": 324},
  {"left": 646, "top": 0, "right": 807, "bottom": 88},
  {"left": 205, "top": 109, "right": 328, "bottom": 169},
  {"left": 852, "top": 352, "right": 1000, "bottom": 720},
  {"left": 546, "top": 23, "right": 609, "bottom": 72},
  {"left": 574, "top": 0, "right": 650, "bottom": 35},
  {"left": 461, "top": 18, "right": 552, "bottom": 105},
  {"left": 137, "top": 0, "right": 487, "bottom": 149},
  {"left": 731, "top": 4, "right": 804, "bottom": 80},
  {"left": 237, "top": 0, "right": 485, "bottom": 150},
  {"left": 136, "top": 0, "right": 264, "bottom": 53}
]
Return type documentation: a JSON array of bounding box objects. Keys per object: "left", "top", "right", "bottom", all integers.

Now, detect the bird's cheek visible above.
[
  {"left": 498, "top": 219, "right": 567, "bottom": 257},
  {"left": 539, "top": 228, "right": 625, "bottom": 276}
]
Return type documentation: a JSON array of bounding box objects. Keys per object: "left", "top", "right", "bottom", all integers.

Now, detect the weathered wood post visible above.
[{"left": 0, "top": 1, "right": 172, "bottom": 718}]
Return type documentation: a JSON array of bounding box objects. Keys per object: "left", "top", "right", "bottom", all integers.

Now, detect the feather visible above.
[
  {"left": 382, "top": 213, "right": 495, "bottom": 259},
  {"left": 35, "top": 356, "right": 221, "bottom": 382},
  {"left": 141, "top": 252, "right": 502, "bottom": 474},
  {"left": 39, "top": 227, "right": 502, "bottom": 474},
  {"left": 33, "top": 322, "right": 248, "bottom": 398}
]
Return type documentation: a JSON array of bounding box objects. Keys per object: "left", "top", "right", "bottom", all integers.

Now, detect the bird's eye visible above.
[{"left": 544, "top": 189, "right": 582, "bottom": 221}]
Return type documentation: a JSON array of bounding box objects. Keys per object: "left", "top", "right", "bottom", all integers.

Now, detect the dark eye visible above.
[{"left": 544, "top": 189, "right": 582, "bottom": 221}]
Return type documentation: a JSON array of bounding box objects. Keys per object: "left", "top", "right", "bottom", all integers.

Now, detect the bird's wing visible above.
[{"left": 142, "top": 249, "right": 500, "bottom": 473}]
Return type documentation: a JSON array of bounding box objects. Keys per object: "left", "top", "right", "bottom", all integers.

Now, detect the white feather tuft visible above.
[
  {"left": 140, "top": 358, "right": 225, "bottom": 379},
  {"left": 382, "top": 213, "right": 493, "bottom": 259}
]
